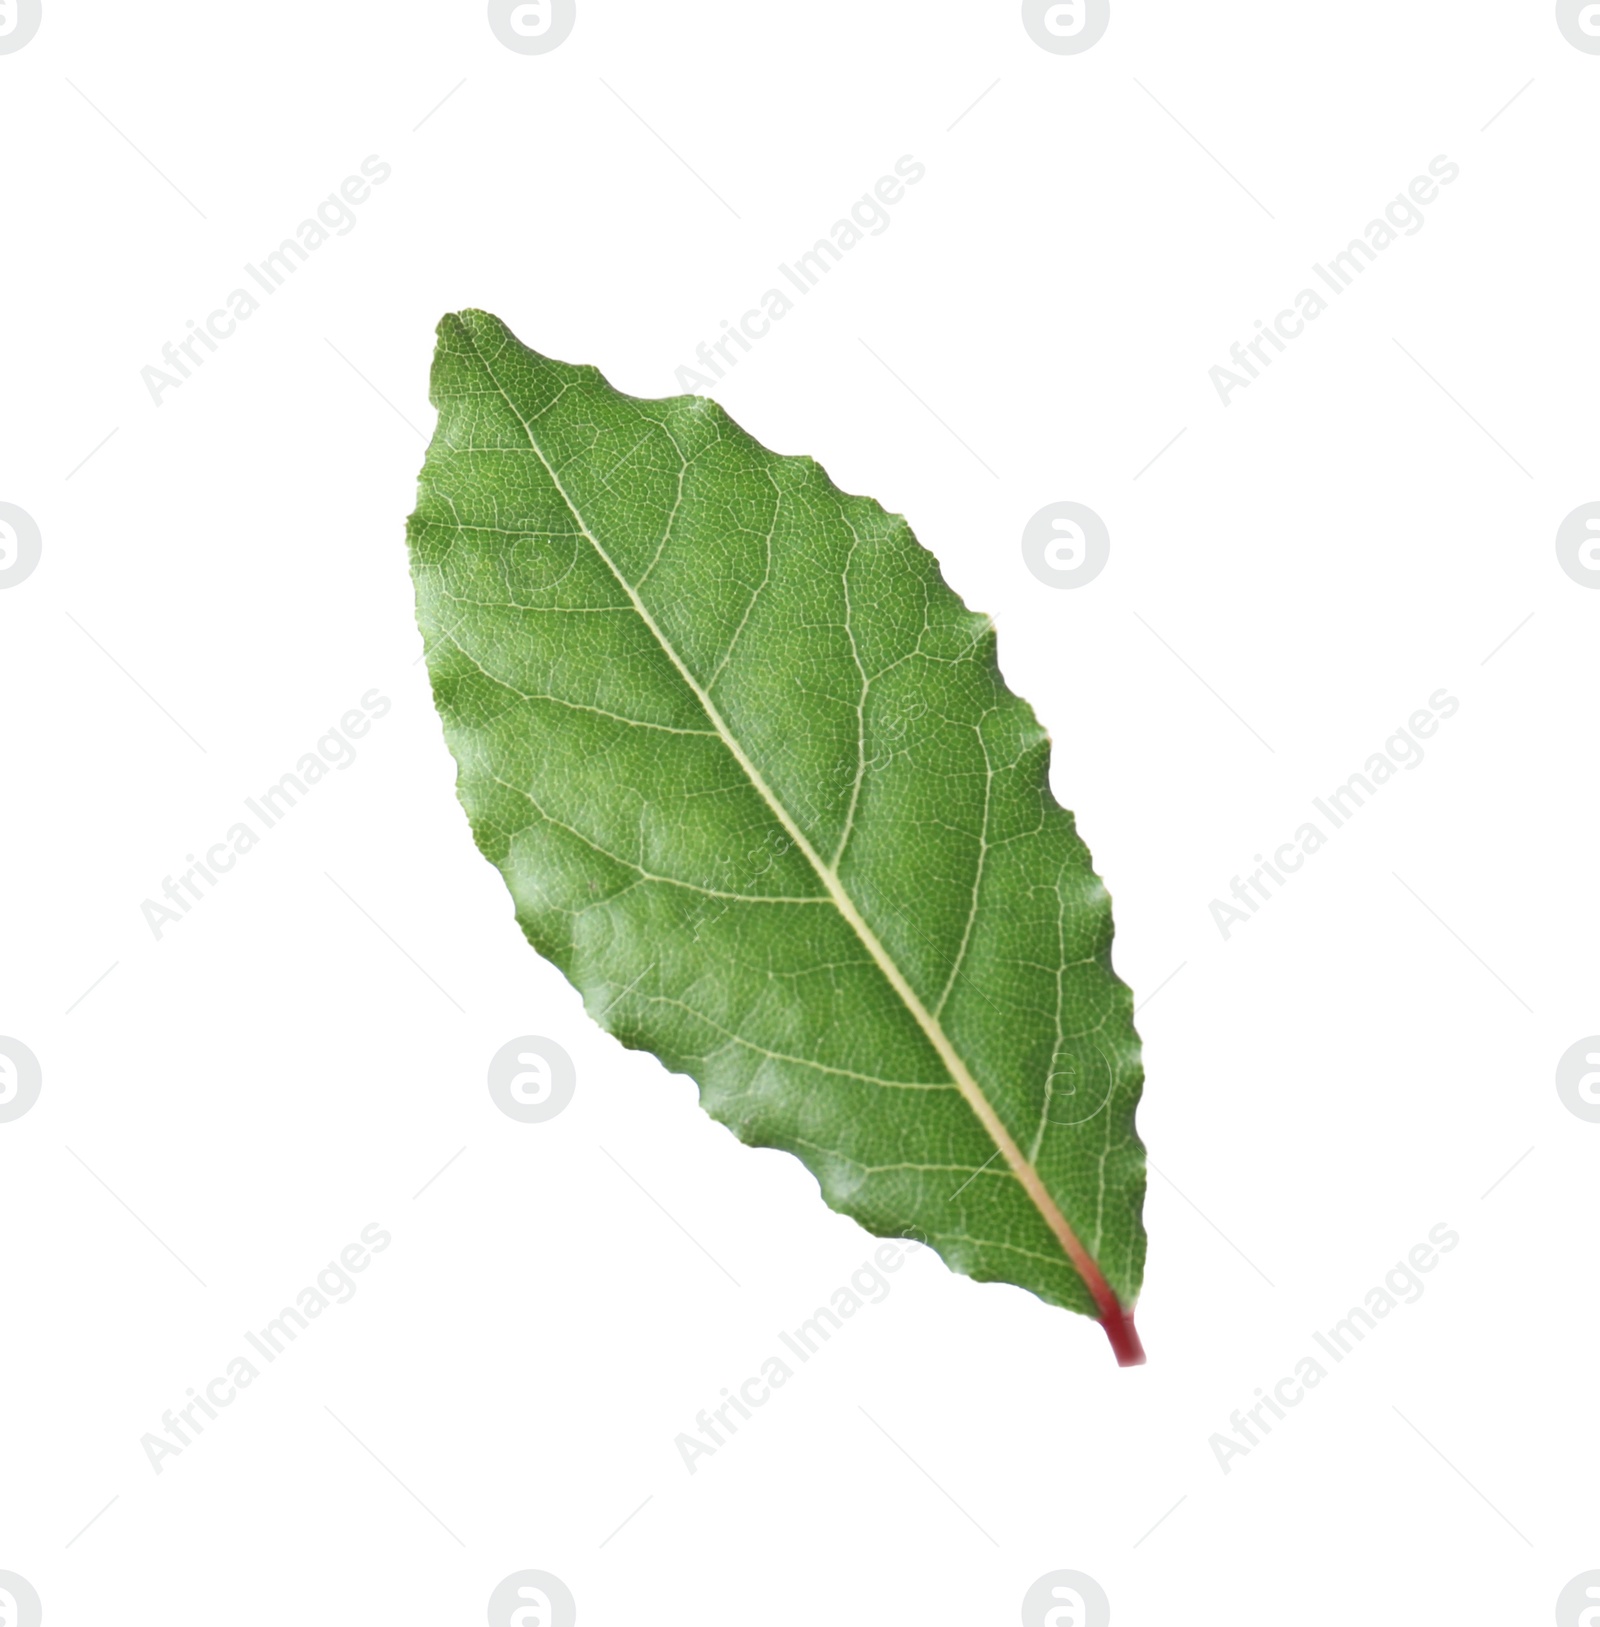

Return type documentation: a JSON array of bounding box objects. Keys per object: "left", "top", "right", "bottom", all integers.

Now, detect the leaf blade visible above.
[{"left": 408, "top": 310, "right": 1148, "bottom": 1361}]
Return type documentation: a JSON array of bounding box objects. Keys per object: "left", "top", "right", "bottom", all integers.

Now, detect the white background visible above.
[{"left": 2, "top": 3, "right": 1597, "bottom": 1623}]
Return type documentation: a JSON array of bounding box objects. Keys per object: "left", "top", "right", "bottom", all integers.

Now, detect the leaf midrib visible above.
[{"left": 451, "top": 322, "right": 1127, "bottom": 1325}]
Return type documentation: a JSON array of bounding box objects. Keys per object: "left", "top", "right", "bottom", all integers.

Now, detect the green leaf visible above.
[{"left": 406, "top": 311, "right": 1148, "bottom": 1363}]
